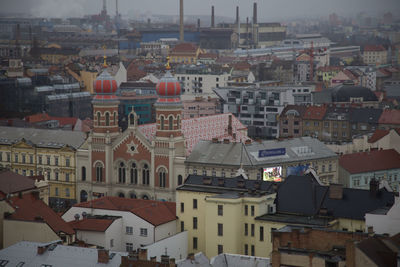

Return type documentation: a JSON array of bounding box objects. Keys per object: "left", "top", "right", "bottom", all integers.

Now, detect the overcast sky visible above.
[{"left": 1, "top": 0, "right": 399, "bottom": 20}]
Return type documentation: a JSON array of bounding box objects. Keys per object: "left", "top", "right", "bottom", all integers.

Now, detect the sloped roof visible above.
[
  {"left": 364, "top": 45, "right": 386, "bottom": 52},
  {"left": 368, "top": 128, "right": 400, "bottom": 143},
  {"left": 339, "top": 149, "right": 400, "bottom": 174},
  {"left": 7, "top": 193, "right": 74, "bottom": 235},
  {"left": 357, "top": 236, "right": 398, "bottom": 267},
  {"left": 331, "top": 84, "right": 378, "bottom": 102},
  {"left": 170, "top": 43, "right": 198, "bottom": 54},
  {"left": 303, "top": 106, "right": 327, "bottom": 120},
  {"left": 68, "top": 218, "right": 116, "bottom": 232},
  {"left": 139, "top": 113, "right": 248, "bottom": 155},
  {"left": 379, "top": 109, "right": 400, "bottom": 125},
  {"left": 280, "top": 105, "right": 307, "bottom": 117},
  {"left": 0, "top": 170, "right": 36, "bottom": 194},
  {"left": 74, "top": 197, "right": 176, "bottom": 226},
  {"left": 349, "top": 108, "right": 383, "bottom": 124}
]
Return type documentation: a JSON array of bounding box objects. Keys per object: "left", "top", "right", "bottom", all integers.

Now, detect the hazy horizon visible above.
[{"left": 1, "top": 0, "right": 399, "bottom": 21}]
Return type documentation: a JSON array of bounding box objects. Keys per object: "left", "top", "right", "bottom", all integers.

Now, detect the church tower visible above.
[
  {"left": 153, "top": 60, "right": 185, "bottom": 194},
  {"left": 89, "top": 70, "right": 119, "bottom": 189}
]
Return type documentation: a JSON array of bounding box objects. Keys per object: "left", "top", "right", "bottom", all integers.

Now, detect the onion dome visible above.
[
  {"left": 93, "top": 70, "right": 118, "bottom": 94},
  {"left": 155, "top": 71, "right": 181, "bottom": 104}
]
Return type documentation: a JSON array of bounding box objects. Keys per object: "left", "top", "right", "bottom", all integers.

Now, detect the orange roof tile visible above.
[
  {"left": 379, "top": 110, "right": 400, "bottom": 125},
  {"left": 170, "top": 43, "right": 198, "bottom": 53},
  {"left": 74, "top": 197, "right": 176, "bottom": 226},
  {"left": 68, "top": 218, "right": 116, "bottom": 232},
  {"left": 364, "top": 45, "right": 386, "bottom": 52},
  {"left": 303, "top": 106, "right": 327, "bottom": 120},
  {"left": 25, "top": 113, "right": 51, "bottom": 123},
  {"left": 0, "top": 170, "right": 36, "bottom": 194},
  {"left": 339, "top": 149, "right": 400, "bottom": 174},
  {"left": 7, "top": 193, "right": 74, "bottom": 235}
]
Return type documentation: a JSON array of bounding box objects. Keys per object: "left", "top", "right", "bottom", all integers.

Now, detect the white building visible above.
[
  {"left": 62, "top": 197, "right": 177, "bottom": 252},
  {"left": 366, "top": 196, "right": 400, "bottom": 236}
]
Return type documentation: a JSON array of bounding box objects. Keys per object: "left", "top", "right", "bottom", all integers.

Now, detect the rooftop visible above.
[
  {"left": 68, "top": 216, "right": 121, "bottom": 232},
  {"left": 378, "top": 109, "right": 400, "bottom": 125},
  {"left": 0, "top": 170, "right": 36, "bottom": 195}
]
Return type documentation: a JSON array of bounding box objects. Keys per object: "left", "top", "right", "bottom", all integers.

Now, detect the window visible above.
[
  {"left": 81, "top": 166, "right": 86, "bottom": 181},
  {"left": 142, "top": 164, "right": 150, "bottom": 185},
  {"left": 202, "top": 169, "right": 207, "bottom": 176},
  {"left": 251, "top": 224, "right": 255, "bottom": 236},
  {"left": 55, "top": 157, "right": 58, "bottom": 166},
  {"left": 130, "top": 163, "right": 137, "bottom": 184},
  {"left": 30, "top": 155, "right": 33, "bottom": 164},
  {"left": 314, "top": 122, "right": 319, "bottom": 126},
  {"left": 126, "top": 243, "right": 133, "bottom": 252},
  {"left": 55, "top": 172, "right": 59, "bottom": 181},
  {"left": 55, "top": 187, "right": 59, "bottom": 196},
  {"left": 66, "top": 158, "right": 70, "bottom": 167},
  {"left": 47, "top": 156, "right": 50, "bottom": 165},
  {"left": 193, "top": 199, "right": 198, "bottom": 209},
  {"left": 66, "top": 173, "right": 70, "bottom": 182},
  {"left": 16, "top": 262, "right": 25, "bottom": 267},
  {"left": 193, "top": 237, "right": 198, "bottom": 250},
  {"left": 97, "top": 112, "right": 101, "bottom": 126},
  {"left": 193, "top": 169, "right": 197, "bottom": 175},
  {"left": 7, "top": 153, "right": 10, "bottom": 162},
  {"left": 126, "top": 226, "right": 133, "bottom": 235},
  {"left": 245, "top": 205, "right": 248, "bottom": 216},
  {"left": 118, "top": 162, "right": 126, "bottom": 183},
  {"left": 260, "top": 226, "right": 264, "bottom": 241},
  {"left": 251, "top": 205, "right": 255, "bottom": 216},
  {"left": 328, "top": 164, "right": 332, "bottom": 172},
  {"left": 218, "top": 223, "right": 223, "bottom": 236},
  {"left": 160, "top": 115, "right": 165, "bottom": 130},
  {"left": 96, "top": 163, "right": 103, "bottom": 182},
  {"left": 105, "top": 113, "right": 110, "bottom": 126},
  {"left": 159, "top": 168, "right": 166, "bottom": 188},
  {"left": 251, "top": 245, "right": 255, "bottom": 256},
  {"left": 30, "top": 170, "right": 33, "bottom": 176},
  {"left": 353, "top": 179, "right": 360, "bottom": 187},
  {"left": 22, "top": 154, "right": 26, "bottom": 163},
  {"left": 169, "top": 116, "right": 173, "bottom": 130},
  {"left": 245, "top": 223, "right": 248, "bottom": 236},
  {"left": 181, "top": 221, "right": 184, "bottom": 232},
  {"left": 193, "top": 217, "right": 198, "bottom": 229},
  {"left": 181, "top": 202, "right": 184, "bottom": 213},
  {"left": 65, "top": 188, "right": 70, "bottom": 197},
  {"left": 177, "top": 116, "right": 180, "bottom": 129},
  {"left": 324, "top": 122, "right": 329, "bottom": 128},
  {"left": 322, "top": 165, "right": 325, "bottom": 173},
  {"left": 244, "top": 244, "right": 248, "bottom": 255},
  {"left": 110, "top": 239, "right": 114, "bottom": 248},
  {"left": 218, "top": 205, "right": 223, "bottom": 216},
  {"left": 178, "top": 175, "right": 183, "bottom": 185},
  {"left": 113, "top": 112, "right": 117, "bottom": 125},
  {"left": 218, "top": 245, "right": 223, "bottom": 254},
  {"left": 140, "top": 228, "right": 148, "bottom": 236},
  {"left": 15, "top": 154, "right": 18, "bottom": 163}
]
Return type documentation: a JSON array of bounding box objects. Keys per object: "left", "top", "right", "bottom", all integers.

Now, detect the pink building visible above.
[{"left": 182, "top": 96, "right": 220, "bottom": 119}]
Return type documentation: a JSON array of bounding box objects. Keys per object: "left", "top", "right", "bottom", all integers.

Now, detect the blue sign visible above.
[{"left": 258, "top": 148, "right": 286, "bottom": 158}]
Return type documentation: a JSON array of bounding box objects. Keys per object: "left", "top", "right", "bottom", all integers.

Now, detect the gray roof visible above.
[
  {"left": 186, "top": 137, "right": 337, "bottom": 167},
  {"left": 0, "top": 241, "right": 128, "bottom": 267},
  {"left": 210, "top": 253, "right": 270, "bottom": 267},
  {"left": 0, "top": 126, "right": 86, "bottom": 149}
]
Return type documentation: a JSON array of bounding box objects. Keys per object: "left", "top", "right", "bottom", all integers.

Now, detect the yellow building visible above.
[
  {"left": 0, "top": 127, "right": 86, "bottom": 211},
  {"left": 34, "top": 47, "right": 79, "bottom": 64},
  {"left": 316, "top": 66, "right": 343, "bottom": 87},
  {"left": 169, "top": 43, "right": 203, "bottom": 64},
  {"left": 177, "top": 174, "right": 393, "bottom": 258}
]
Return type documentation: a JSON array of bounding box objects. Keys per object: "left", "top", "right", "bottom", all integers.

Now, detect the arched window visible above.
[
  {"left": 80, "top": 190, "right": 88, "bottom": 202},
  {"left": 81, "top": 166, "right": 86, "bottom": 181},
  {"left": 118, "top": 162, "right": 126, "bottom": 183},
  {"left": 178, "top": 175, "right": 183, "bottom": 185},
  {"left": 160, "top": 115, "right": 165, "bottom": 130},
  {"left": 118, "top": 192, "right": 125, "bottom": 198},
  {"left": 97, "top": 112, "right": 101, "bottom": 126},
  {"left": 130, "top": 163, "right": 137, "bottom": 184},
  {"left": 159, "top": 168, "right": 166, "bottom": 188},
  {"left": 169, "top": 116, "right": 173, "bottom": 130},
  {"left": 177, "top": 115, "right": 180, "bottom": 129},
  {"left": 129, "top": 113, "right": 134, "bottom": 126},
  {"left": 142, "top": 163, "right": 149, "bottom": 185},
  {"left": 129, "top": 192, "right": 136, "bottom": 199},
  {"left": 95, "top": 162, "right": 103, "bottom": 182},
  {"left": 113, "top": 112, "right": 117, "bottom": 125},
  {"left": 105, "top": 113, "right": 110, "bottom": 126}
]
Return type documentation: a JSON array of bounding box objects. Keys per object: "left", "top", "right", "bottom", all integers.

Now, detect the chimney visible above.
[
  {"left": 138, "top": 248, "right": 147, "bottom": 260},
  {"left": 129, "top": 250, "right": 139, "bottom": 259},
  {"left": 329, "top": 184, "right": 343, "bottom": 200},
  {"left": 370, "top": 179, "right": 379, "bottom": 198},
  {"left": 218, "top": 177, "right": 225, "bottom": 186},
  {"left": 236, "top": 6, "right": 239, "bottom": 25},
  {"left": 211, "top": 6, "right": 215, "bottom": 28},
  {"left": 179, "top": 0, "right": 184, "bottom": 42},
  {"left": 223, "top": 139, "right": 230, "bottom": 144},
  {"left": 245, "top": 139, "right": 252, "bottom": 145},
  {"left": 37, "top": 246, "right": 46, "bottom": 255},
  {"left": 228, "top": 114, "right": 233, "bottom": 135},
  {"left": 97, "top": 249, "right": 109, "bottom": 264},
  {"left": 169, "top": 258, "right": 176, "bottom": 267},
  {"left": 150, "top": 256, "right": 157, "bottom": 262},
  {"left": 161, "top": 255, "right": 170, "bottom": 264},
  {"left": 212, "top": 137, "right": 219, "bottom": 143},
  {"left": 253, "top": 2, "right": 257, "bottom": 24}
]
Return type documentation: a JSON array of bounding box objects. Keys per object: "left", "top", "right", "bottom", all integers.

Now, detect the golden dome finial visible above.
[
  {"left": 102, "top": 45, "right": 107, "bottom": 67},
  {"left": 166, "top": 56, "right": 171, "bottom": 70}
]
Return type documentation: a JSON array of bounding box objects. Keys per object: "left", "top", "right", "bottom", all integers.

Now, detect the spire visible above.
[{"left": 102, "top": 45, "right": 107, "bottom": 68}]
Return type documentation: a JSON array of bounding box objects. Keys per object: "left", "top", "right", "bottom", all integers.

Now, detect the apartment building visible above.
[{"left": 362, "top": 45, "right": 388, "bottom": 65}]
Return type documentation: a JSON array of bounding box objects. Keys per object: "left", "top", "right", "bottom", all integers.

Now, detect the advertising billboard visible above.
[
  {"left": 287, "top": 164, "right": 310, "bottom": 176},
  {"left": 263, "top": 166, "right": 282, "bottom": 182},
  {"left": 258, "top": 148, "right": 286, "bottom": 158}
]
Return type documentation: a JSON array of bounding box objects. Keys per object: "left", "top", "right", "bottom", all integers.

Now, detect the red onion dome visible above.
[
  {"left": 156, "top": 71, "right": 181, "bottom": 97},
  {"left": 93, "top": 70, "right": 118, "bottom": 94}
]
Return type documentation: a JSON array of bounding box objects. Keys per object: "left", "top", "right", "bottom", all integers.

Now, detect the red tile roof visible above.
[
  {"left": 7, "top": 193, "right": 74, "bottom": 235},
  {"left": 303, "top": 106, "right": 327, "bottom": 120},
  {"left": 68, "top": 218, "right": 116, "bottom": 232},
  {"left": 339, "top": 149, "right": 400, "bottom": 174},
  {"left": 74, "top": 197, "right": 176, "bottom": 226},
  {"left": 198, "top": 53, "right": 218, "bottom": 59},
  {"left": 364, "top": 45, "right": 386, "bottom": 52},
  {"left": 0, "top": 170, "right": 36, "bottom": 194},
  {"left": 25, "top": 113, "right": 51, "bottom": 123},
  {"left": 317, "top": 66, "right": 343, "bottom": 72},
  {"left": 379, "top": 109, "right": 400, "bottom": 125},
  {"left": 170, "top": 43, "right": 198, "bottom": 53},
  {"left": 368, "top": 129, "right": 390, "bottom": 143}
]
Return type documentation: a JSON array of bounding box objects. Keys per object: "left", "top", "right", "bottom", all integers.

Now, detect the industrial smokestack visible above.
[
  {"left": 236, "top": 6, "right": 239, "bottom": 25},
  {"left": 197, "top": 18, "right": 200, "bottom": 31},
  {"left": 253, "top": 2, "right": 257, "bottom": 24},
  {"left": 180, "top": 0, "right": 184, "bottom": 42},
  {"left": 115, "top": 0, "right": 118, "bottom": 17},
  {"left": 246, "top": 17, "right": 249, "bottom": 44},
  {"left": 211, "top": 6, "right": 215, "bottom": 28}
]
